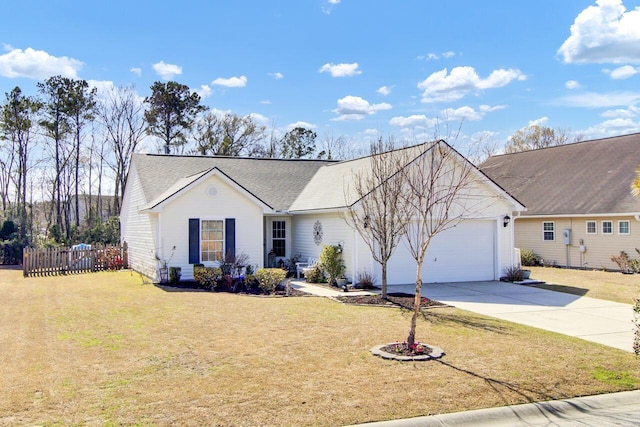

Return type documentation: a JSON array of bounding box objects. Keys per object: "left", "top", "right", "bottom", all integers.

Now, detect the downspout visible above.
[{"left": 353, "top": 228, "right": 358, "bottom": 284}]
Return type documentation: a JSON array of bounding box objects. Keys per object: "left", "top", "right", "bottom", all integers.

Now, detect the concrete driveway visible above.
[{"left": 387, "top": 281, "right": 635, "bottom": 352}]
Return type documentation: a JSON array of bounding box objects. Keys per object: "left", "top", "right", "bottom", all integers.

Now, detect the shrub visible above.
[
  {"left": 193, "top": 265, "right": 222, "bottom": 290},
  {"left": 254, "top": 268, "right": 287, "bottom": 294},
  {"left": 319, "top": 244, "right": 345, "bottom": 285},
  {"left": 357, "top": 271, "right": 376, "bottom": 289},
  {"left": 169, "top": 266, "right": 181, "bottom": 284},
  {"left": 633, "top": 296, "right": 640, "bottom": 356},
  {"left": 520, "top": 249, "right": 540, "bottom": 267},
  {"left": 610, "top": 251, "right": 632, "bottom": 273},
  {"left": 502, "top": 265, "right": 524, "bottom": 282},
  {"left": 305, "top": 265, "right": 324, "bottom": 283}
]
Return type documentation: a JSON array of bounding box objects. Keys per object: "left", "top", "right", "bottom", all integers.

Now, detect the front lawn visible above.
[
  {"left": 528, "top": 266, "right": 640, "bottom": 304},
  {"left": 1, "top": 268, "right": 639, "bottom": 426}
]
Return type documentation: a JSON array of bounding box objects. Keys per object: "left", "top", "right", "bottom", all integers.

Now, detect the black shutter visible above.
[
  {"left": 188, "top": 218, "right": 200, "bottom": 264},
  {"left": 225, "top": 218, "right": 235, "bottom": 259}
]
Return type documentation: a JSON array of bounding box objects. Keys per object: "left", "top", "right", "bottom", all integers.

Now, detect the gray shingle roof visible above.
[
  {"left": 130, "top": 153, "right": 335, "bottom": 211},
  {"left": 479, "top": 133, "right": 640, "bottom": 216}
]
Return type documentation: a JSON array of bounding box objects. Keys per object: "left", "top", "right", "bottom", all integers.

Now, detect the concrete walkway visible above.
[
  {"left": 292, "top": 280, "right": 635, "bottom": 352},
  {"left": 387, "top": 281, "right": 635, "bottom": 353},
  {"left": 350, "top": 389, "right": 640, "bottom": 426}
]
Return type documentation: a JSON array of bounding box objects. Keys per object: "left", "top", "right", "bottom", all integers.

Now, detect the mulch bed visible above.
[{"left": 335, "top": 292, "right": 446, "bottom": 309}]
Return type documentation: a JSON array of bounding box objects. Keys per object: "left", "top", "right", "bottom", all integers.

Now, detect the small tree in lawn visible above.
[
  {"left": 344, "top": 137, "right": 409, "bottom": 299},
  {"left": 399, "top": 140, "right": 481, "bottom": 347}
]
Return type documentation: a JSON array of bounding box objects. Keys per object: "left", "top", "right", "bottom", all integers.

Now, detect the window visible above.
[
  {"left": 543, "top": 222, "right": 555, "bottom": 241},
  {"left": 201, "top": 220, "right": 224, "bottom": 262},
  {"left": 618, "top": 220, "right": 630, "bottom": 235},
  {"left": 272, "top": 220, "right": 286, "bottom": 257},
  {"left": 602, "top": 220, "right": 613, "bottom": 235},
  {"left": 586, "top": 221, "right": 597, "bottom": 234}
]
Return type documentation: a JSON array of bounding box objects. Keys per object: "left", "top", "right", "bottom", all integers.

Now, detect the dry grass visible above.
[
  {"left": 1, "top": 267, "right": 639, "bottom": 426},
  {"left": 528, "top": 266, "right": 640, "bottom": 304}
]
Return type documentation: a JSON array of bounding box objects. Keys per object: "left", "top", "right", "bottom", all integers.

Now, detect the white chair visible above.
[{"left": 296, "top": 257, "right": 318, "bottom": 279}]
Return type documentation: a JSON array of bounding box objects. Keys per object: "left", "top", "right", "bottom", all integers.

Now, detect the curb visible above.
[{"left": 349, "top": 389, "right": 640, "bottom": 426}]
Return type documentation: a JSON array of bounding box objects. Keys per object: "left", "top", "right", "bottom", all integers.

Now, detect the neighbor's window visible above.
[
  {"left": 586, "top": 221, "right": 597, "bottom": 235},
  {"left": 201, "top": 220, "right": 224, "bottom": 262},
  {"left": 272, "top": 220, "right": 286, "bottom": 257},
  {"left": 618, "top": 220, "right": 630, "bottom": 235},
  {"left": 543, "top": 222, "right": 555, "bottom": 241},
  {"left": 602, "top": 220, "right": 613, "bottom": 235}
]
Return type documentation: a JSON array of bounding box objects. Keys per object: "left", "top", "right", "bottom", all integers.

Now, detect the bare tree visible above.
[
  {"left": 398, "top": 140, "right": 481, "bottom": 346},
  {"left": 191, "top": 112, "right": 266, "bottom": 156},
  {"left": 0, "top": 87, "right": 42, "bottom": 240},
  {"left": 344, "top": 138, "right": 409, "bottom": 299},
  {"left": 504, "top": 125, "right": 581, "bottom": 153},
  {"left": 98, "top": 85, "right": 146, "bottom": 214}
]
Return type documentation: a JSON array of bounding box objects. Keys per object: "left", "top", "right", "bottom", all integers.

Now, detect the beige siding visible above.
[
  {"left": 515, "top": 216, "right": 640, "bottom": 270},
  {"left": 160, "top": 174, "right": 265, "bottom": 281},
  {"left": 120, "top": 163, "right": 158, "bottom": 279}
]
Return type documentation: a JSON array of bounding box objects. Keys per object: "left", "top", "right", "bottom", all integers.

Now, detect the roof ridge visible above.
[{"left": 485, "top": 132, "right": 640, "bottom": 160}]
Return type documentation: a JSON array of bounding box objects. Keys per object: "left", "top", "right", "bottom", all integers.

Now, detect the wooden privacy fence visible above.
[{"left": 23, "top": 243, "right": 128, "bottom": 277}]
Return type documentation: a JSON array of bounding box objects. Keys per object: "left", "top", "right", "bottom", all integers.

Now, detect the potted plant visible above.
[
  {"left": 319, "top": 244, "right": 345, "bottom": 287},
  {"left": 155, "top": 245, "right": 176, "bottom": 284}
]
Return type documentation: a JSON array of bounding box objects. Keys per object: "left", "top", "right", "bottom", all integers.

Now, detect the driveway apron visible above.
[{"left": 387, "top": 281, "right": 635, "bottom": 352}]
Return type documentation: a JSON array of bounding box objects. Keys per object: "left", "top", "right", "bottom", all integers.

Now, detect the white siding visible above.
[
  {"left": 120, "top": 163, "right": 158, "bottom": 279},
  {"left": 158, "top": 174, "right": 265, "bottom": 281},
  {"left": 291, "top": 212, "right": 367, "bottom": 282}
]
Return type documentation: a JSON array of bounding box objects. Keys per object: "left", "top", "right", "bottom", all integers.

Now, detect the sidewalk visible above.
[
  {"left": 350, "top": 389, "right": 640, "bottom": 426},
  {"left": 291, "top": 280, "right": 374, "bottom": 297}
]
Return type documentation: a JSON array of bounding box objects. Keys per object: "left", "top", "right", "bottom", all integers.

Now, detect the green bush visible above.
[
  {"left": 319, "top": 244, "right": 345, "bottom": 285},
  {"left": 254, "top": 268, "right": 287, "bottom": 294},
  {"left": 305, "top": 265, "right": 324, "bottom": 283},
  {"left": 193, "top": 265, "right": 222, "bottom": 290},
  {"left": 520, "top": 249, "right": 540, "bottom": 267}
]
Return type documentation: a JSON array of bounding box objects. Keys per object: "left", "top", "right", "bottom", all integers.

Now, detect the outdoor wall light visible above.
[
  {"left": 503, "top": 215, "right": 511, "bottom": 227},
  {"left": 363, "top": 215, "right": 370, "bottom": 229}
]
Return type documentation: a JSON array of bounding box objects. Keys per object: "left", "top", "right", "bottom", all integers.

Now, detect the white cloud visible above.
[
  {"left": 441, "top": 106, "right": 482, "bottom": 122},
  {"left": 319, "top": 62, "right": 362, "bottom": 77},
  {"left": 212, "top": 75, "right": 247, "bottom": 88},
  {"left": 528, "top": 117, "right": 549, "bottom": 127},
  {"left": 389, "top": 114, "right": 431, "bottom": 127},
  {"left": 417, "top": 66, "right": 526, "bottom": 103},
  {"left": 152, "top": 61, "right": 182, "bottom": 80},
  {"left": 0, "top": 47, "right": 82, "bottom": 79},
  {"left": 195, "top": 84, "right": 212, "bottom": 99},
  {"left": 249, "top": 113, "right": 269, "bottom": 125},
  {"left": 558, "top": 0, "right": 640, "bottom": 64},
  {"left": 565, "top": 80, "right": 582, "bottom": 89},
  {"left": 286, "top": 121, "right": 317, "bottom": 130},
  {"left": 377, "top": 85, "right": 392, "bottom": 96},
  {"left": 332, "top": 95, "right": 391, "bottom": 121},
  {"left": 606, "top": 64, "right": 638, "bottom": 79},
  {"left": 364, "top": 128, "right": 378, "bottom": 136},
  {"left": 580, "top": 117, "right": 640, "bottom": 139},
  {"left": 479, "top": 104, "right": 506, "bottom": 113},
  {"left": 322, "top": 0, "right": 341, "bottom": 14},
  {"left": 269, "top": 72, "right": 284, "bottom": 80},
  {"left": 601, "top": 105, "right": 639, "bottom": 118},
  {"left": 130, "top": 67, "right": 142, "bottom": 77},
  {"left": 87, "top": 79, "right": 115, "bottom": 95},
  {"left": 557, "top": 91, "right": 640, "bottom": 107},
  {"left": 442, "top": 51, "right": 456, "bottom": 58},
  {"left": 260, "top": 100, "right": 272, "bottom": 105}
]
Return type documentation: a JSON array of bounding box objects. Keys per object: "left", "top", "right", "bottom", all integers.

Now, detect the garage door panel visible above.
[{"left": 387, "top": 220, "right": 495, "bottom": 284}]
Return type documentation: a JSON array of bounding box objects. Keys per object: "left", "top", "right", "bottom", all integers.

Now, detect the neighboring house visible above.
[
  {"left": 480, "top": 133, "right": 640, "bottom": 270},
  {"left": 120, "top": 141, "right": 524, "bottom": 284}
]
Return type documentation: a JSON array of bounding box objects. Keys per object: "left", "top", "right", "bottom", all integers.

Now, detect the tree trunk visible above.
[
  {"left": 381, "top": 262, "right": 388, "bottom": 299},
  {"left": 407, "top": 259, "right": 424, "bottom": 347}
]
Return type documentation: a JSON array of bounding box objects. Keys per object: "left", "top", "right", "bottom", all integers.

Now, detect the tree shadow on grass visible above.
[{"left": 436, "top": 359, "right": 568, "bottom": 406}]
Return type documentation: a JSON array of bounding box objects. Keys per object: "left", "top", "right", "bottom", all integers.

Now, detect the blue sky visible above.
[{"left": 2, "top": 0, "right": 640, "bottom": 155}]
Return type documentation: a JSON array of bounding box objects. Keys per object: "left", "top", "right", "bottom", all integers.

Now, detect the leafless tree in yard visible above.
[
  {"left": 344, "top": 137, "right": 410, "bottom": 299},
  {"left": 398, "top": 140, "right": 484, "bottom": 346}
]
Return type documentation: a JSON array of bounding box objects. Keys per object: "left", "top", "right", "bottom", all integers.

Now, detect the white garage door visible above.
[{"left": 387, "top": 220, "right": 496, "bottom": 284}]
